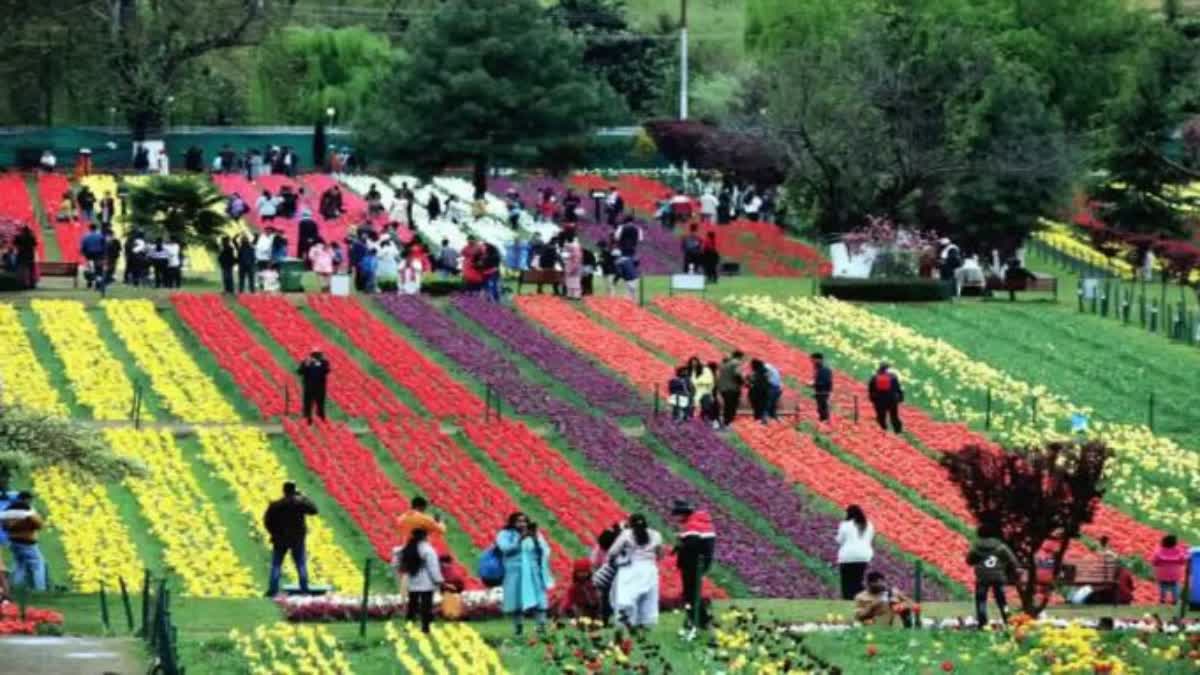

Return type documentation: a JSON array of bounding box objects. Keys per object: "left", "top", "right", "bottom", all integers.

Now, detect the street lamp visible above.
[{"left": 326, "top": 107, "right": 336, "bottom": 128}]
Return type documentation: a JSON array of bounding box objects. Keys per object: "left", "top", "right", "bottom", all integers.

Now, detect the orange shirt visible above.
[{"left": 396, "top": 509, "right": 446, "bottom": 548}]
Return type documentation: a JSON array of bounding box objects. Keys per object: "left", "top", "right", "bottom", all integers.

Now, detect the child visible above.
[
  {"left": 439, "top": 554, "right": 467, "bottom": 621},
  {"left": 668, "top": 367, "right": 694, "bottom": 422},
  {"left": 555, "top": 558, "right": 603, "bottom": 620},
  {"left": 1151, "top": 535, "right": 1188, "bottom": 605}
]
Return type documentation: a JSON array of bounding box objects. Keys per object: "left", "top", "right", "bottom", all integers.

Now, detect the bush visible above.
[{"left": 819, "top": 277, "right": 953, "bottom": 302}]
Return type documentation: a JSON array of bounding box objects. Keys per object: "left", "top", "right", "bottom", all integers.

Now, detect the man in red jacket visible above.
[
  {"left": 672, "top": 499, "right": 715, "bottom": 638},
  {"left": 460, "top": 236, "right": 484, "bottom": 293}
]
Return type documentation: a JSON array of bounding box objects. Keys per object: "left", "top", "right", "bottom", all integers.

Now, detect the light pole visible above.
[
  {"left": 679, "top": 0, "right": 690, "bottom": 190},
  {"left": 326, "top": 107, "right": 336, "bottom": 129}
]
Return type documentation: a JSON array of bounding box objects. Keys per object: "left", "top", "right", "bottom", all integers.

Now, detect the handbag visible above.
[
  {"left": 440, "top": 592, "right": 464, "bottom": 620},
  {"left": 477, "top": 546, "right": 505, "bottom": 587}
]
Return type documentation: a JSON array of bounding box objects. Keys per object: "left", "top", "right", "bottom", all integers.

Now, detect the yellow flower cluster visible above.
[
  {"left": 1005, "top": 621, "right": 1131, "bottom": 675},
  {"left": 1034, "top": 219, "right": 1199, "bottom": 283},
  {"left": 230, "top": 623, "right": 352, "bottom": 675},
  {"left": 384, "top": 621, "right": 507, "bottom": 674},
  {"left": 726, "top": 295, "right": 1200, "bottom": 537},
  {"left": 101, "top": 299, "right": 359, "bottom": 591},
  {"left": 106, "top": 428, "right": 257, "bottom": 598},
  {"left": 101, "top": 299, "right": 238, "bottom": 422},
  {"left": 0, "top": 304, "right": 142, "bottom": 592},
  {"left": 31, "top": 300, "right": 140, "bottom": 421}
]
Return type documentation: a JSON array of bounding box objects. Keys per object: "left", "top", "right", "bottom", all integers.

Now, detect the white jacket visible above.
[{"left": 836, "top": 520, "right": 874, "bottom": 564}]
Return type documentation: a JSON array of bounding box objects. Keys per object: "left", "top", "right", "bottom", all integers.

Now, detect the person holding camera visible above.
[
  {"left": 495, "top": 512, "right": 554, "bottom": 636},
  {"left": 263, "top": 481, "right": 318, "bottom": 597},
  {"left": 854, "top": 572, "right": 915, "bottom": 627},
  {"left": 297, "top": 348, "right": 331, "bottom": 424}
]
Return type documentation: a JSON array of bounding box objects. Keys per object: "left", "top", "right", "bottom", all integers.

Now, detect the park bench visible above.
[
  {"left": 986, "top": 271, "right": 1058, "bottom": 300},
  {"left": 517, "top": 268, "right": 563, "bottom": 294},
  {"left": 1057, "top": 558, "right": 1121, "bottom": 591},
  {"left": 39, "top": 261, "right": 80, "bottom": 288}
]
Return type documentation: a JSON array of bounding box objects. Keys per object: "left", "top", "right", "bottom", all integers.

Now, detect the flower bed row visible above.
[
  {"left": 656, "top": 296, "right": 1166, "bottom": 603},
  {"left": 30, "top": 300, "right": 138, "bottom": 421},
  {"left": 230, "top": 623, "right": 352, "bottom": 674},
  {"left": 385, "top": 620, "right": 506, "bottom": 674},
  {"left": 568, "top": 296, "right": 966, "bottom": 590},
  {"left": 0, "top": 304, "right": 140, "bottom": 592},
  {"left": 723, "top": 296, "right": 1188, "bottom": 551},
  {"left": 309, "top": 296, "right": 695, "bottom": 596},
  {"left": 381, "top": 295, "right": 810, "bottom": 597},
  {"left": 0, "top": 603, "right": 63, "bottom": 635},
  {"left": 0, "top": 173, "right": 44, "bottom": 260},
  {"left": 35, "top": 173, "right": 73, "bottom": 263},
  {"left": 278, "top": 590, "right": 503, "bottom": 623}
]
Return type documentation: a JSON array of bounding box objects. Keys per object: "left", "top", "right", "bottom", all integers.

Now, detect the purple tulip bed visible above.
[{"left": 377, "top": 294, "right": 949, "bottom": 599}]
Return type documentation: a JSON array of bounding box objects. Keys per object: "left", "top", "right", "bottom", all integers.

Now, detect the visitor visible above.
[
  {"left": 254, "top": 229, "right": 275, "bottom": 271},
  {"left": 605, "top": 514, "right": 663, "bottom": 630},
  {"left": 319, "top": 186, "right": 344, "bottom": 221},
  {"left": 743, "top": 190, "right": 763, "bottom": 221},
  {"left": 599, "top": 242, "right": 618, "bottom": 297},
  {"left": 763, "top": 361, "right": 783, "bottom": 420},
  {"left": 967, "top": 523, "right": 1018, "bottom": 628},
  {"left": 77, "top": 185, "right": 96, "bottom": 222},
  {"left": 854, "top": 572, "right": 915, "bottom": 628},
  {"left": 747, "top": 360, "right": 771, "bottom": 423},
  {"left": 590, "top": 525, "right": 621, "bottom": 623},
  {"left": 562, "top": 233, "right": 583, "bottom": 300},
  {"left": 400, "top": 528, "right": 443, "bottom": 634},
  {"left": 700, "top": 190, "right": 718, "bottom": 225},
  {"left": 297, "top": 208, "right": 320, "bottom": 262},
  {"left": 1151, "top": 535, "right": 1188, "bottom": 605},
  {"left": 237, "top": 235, "right": 256, "bottom": 293},
  {"left": 605, "top": 186, "right": 624, "bottom": 226},
  {"left": 480, "top": 242, "right": 503, "bottom": 303},
  {"left": 101, "top": 228, "right": 120, "bottom": 287},
  {"left": 218, "top": 237, "right": 237, "bottom": 294},
  {"left": 308, "top": 241, "right": 334, "bottom": 292},
  {"left": 0, "top": 491, "right": 45, "bottom": 591},
  {"left": 263, "top": 482, "right": 318, "bottom": 597},
  {"left": 257, "top": 189, "right": 278, "bottom": 223},
  {"left": 616, "top": 217, "right": 642, "bottom": 259},
  {"left": 164, "top": 236, "right": 183, "bottom": 288},
  {"left": 701, "top": 231, "right": 720, "bottom": 283},
  {"left": 366, "top": 184, "right": 384, "bottom": 216},
  {"left": 581, "top": 247, "right": 597, "bottom": 296},
  {"left": 716, "top": 351, "right": 745, "bottom": 428},
  {"left": 14, "top": 226, "right": 36, "bottom": 289},
  {"left": 297, "top": 349, "right": 330, "bottom": 424},
  {"left": 437, "top": 239, "right": 459, "bottom": 278},
  {"left": 56, "top": 191, "right": 75, "bottom": 222},
  {"left": 938, "top": 238, "right": 962, "bottom": 281},
  {"left": 680, "top": 225, "right": 702, "bottom": 274},
  {"left": 149, "top": 238, "right": 170, "bottom": 288},
  {"left": 270, "top": 231, "right": 288, "bottom": 267},
  {"left": 689, "top": 358, "right": 716, "bottom": 428},
  {"left": 811, "top": 352, "right": 833, "bottom": 423},
  {"left": 615, "top": 252, "right": 639, "bottom": 302},
  {"left": 461, "top": 236, "right": 484, "bottom": 294},
  {"left": 227, "top": 193, "right": 248, "bottom": 220},
  {"left": 671, "top": 499, "right": 715, "bottom": 638},
  {"left": 426, "top": 192, "right": 442, "bottom": 221},
  {"left": 80, "top": 224, "right": 107, "bottom": 290},
  {"left": 562, "top": 190, "right": 581, "bottom": 225},
  {"left": 1002, "top": 255, "right": 1037, "bottom": 301},
  {"left": 398, "top": 248, "right": 424, "bottom": 295},
  {"left": 39, "top": 149, "right": 56, "bottom": 172},
  {"left": 836, "top": 505, "right": 875, "bottom": 600},
  {"left": 496, "top": 512, "right": 554, "bottom": 636},
  {"left": 535, "top": 236, "right": 561, "bottom": 296},
  {"left": 376, "top": 239, "right": 400, "bottom": 293},
  {"left": 278, "top": 186, "right": 298, "bottom": 219},
  {"left": 867, "top": 362, "right": 904, "bottom": 433},
  {"left": 717, "top": 186, "right": 732, "bottom": 225},
  {"left": 396, "top": 496, "right": 446, "bottom": 547},
  {"left": 99, "top": 191, "right": 115, "bottom": 227},
  {"left": 668, "top": 366, "right": 694, "bottom": 422},
  {"left": 557, "top": 557, "right": 603, "bottom": 620},
  {"left": 359, "top": 243, "right": 379, "bottom": 293}
]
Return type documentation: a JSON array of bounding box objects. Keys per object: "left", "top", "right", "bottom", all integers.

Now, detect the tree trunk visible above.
[{"left": 472, "top": 157, "right": 488, "bottom": 200}]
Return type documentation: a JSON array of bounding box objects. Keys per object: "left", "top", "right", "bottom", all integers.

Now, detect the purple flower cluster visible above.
[
  {"left": 377, "top": 295, "right": 826, "bottom": 597},
  {"left": 447, "top": 296, "right": 947, "bottom": 599}
]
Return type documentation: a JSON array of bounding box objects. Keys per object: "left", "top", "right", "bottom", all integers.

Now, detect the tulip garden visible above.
[{"left": 2, "top": 165, "right": 1199, "bottom": 671}]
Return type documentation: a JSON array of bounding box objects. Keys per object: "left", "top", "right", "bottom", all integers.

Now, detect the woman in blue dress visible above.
[{"left": 496, "top": 512, "right": 554, "bottom": 635}]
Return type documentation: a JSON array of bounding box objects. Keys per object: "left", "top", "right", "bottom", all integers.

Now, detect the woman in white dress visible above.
[
  {"left": 376, "top": 239, "right": 400, "bottom": 292},
  {"left": 398, "top": 249, "right": 424, "bottom": 295},
  {"left": 605, "top": 514, "right": 662, "bottom": 629}
]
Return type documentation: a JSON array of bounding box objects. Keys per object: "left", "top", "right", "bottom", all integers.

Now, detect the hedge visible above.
[{"left": 818, "top": 277, "right": 954, "bottom": 302}]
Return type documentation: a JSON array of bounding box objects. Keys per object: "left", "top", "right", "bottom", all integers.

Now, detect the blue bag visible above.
[{"left": 477, "top": 546, "right": 505, "bottom": 587}]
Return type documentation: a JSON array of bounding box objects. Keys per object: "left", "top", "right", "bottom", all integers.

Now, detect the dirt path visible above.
[{"left": 0, "top": 636, "right": 145, "bottom": 675}]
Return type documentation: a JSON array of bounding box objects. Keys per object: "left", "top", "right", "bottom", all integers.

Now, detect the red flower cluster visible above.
[
  {"left": 703, "top": 219, "right": 831, "bottom": 278},
  {"left": 35, "top": 174, "right": 78, "bottom": 263},
  {"left": 0, "top": 173, "right": 45, "bottom": 260},
  {"left": 0, "top": 603, "right": 63, "bottom": 635}
]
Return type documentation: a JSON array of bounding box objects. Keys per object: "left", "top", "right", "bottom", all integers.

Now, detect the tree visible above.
[
  {"left": 547, "top": 0, "right": 670, "bottom": 119},
  {"left": 643, "top": 119, "right": 786, "bottom": 185},
  {"left": 359, "top": 0, "right": 619, "bottom": 197},
  {"left": 128, "top": 176, "right": 231, "bottom": 251},
  {"left": 0, "top": 405, "right": 141, "bottom": 486},
  {"left": 251, "top": 26, "right": 398, "bottom": 125},
  {"left": 941, "top": 442, "right": 1112, "bottom": 616}
]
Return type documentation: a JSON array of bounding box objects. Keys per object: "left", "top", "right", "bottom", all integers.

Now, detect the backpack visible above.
[
  {"left": 482, "top": 244, "right": 501, "bottom": 270},
  {"left": 684, "top": 235, "right": 702, "bottom": 254},
  {"left": 873, "top": 373, "right": 892, "bottom": 393},
  {"left": 477, "top": 546, "right": 505, "bottom": 587}
]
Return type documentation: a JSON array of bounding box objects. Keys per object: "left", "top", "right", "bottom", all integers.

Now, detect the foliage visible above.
[
  {"left": 0, "top": 405, "right": 140, "bottom": 485},
  {"left": 128, "top": 176, "right": 231, "bottom": 250},
  {"left": 359, "top": 0, "right": 620, "bottom": 196},
  {"left": 1090, "top": 25, "right": 1200, "bottom": 237},
  {"left": 252, "top": 26, "right": 398, "bottom": 125},
  {"left": 548, "top": 0, "right": 671, "bottom": 119},
  {"left": 941, "top": 442, "right": 1112, "bottom": 615},
  {"left": 643, "top": 119, "right": 785, "bottom": 185},
  {"left": 819, "top": 278, "right": 954, "bottom": 302}
]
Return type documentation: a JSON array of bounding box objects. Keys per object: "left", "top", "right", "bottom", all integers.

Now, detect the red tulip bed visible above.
[
  {"left": 35, "top": 173, "right": 80, "bottom": 263},
  {"left": 703, "top": 219, "right": 832, "bottom": 278},
  {"left": 0, "top": 173, "right": 45, "bottom": 260},
  {"left": 514, "top": 296, "right": 942, "bottom": 597},
  {"left": 0, "top": 603, "right": 64, "bottom": 635},
  {"left": 655, "top": 297, "right": 1169, "bottom": 604},
  {"left": 547, "top": 296, "right": 977, "bottom": 589},
  {"left": 306, "top": 295, "right": 691, "bottom": 602}
]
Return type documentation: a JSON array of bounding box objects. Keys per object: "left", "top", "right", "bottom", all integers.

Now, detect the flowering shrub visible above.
[{"left": 0, "top": 305, "right": 141, "bottom": 591}]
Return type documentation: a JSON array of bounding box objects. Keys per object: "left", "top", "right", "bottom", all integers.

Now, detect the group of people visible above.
[
  {"left": 667, "top": 351, "right": 783, "bottom": 427},
  {"left": 81, "top": 224, "right": 186, "bottom": 292},
  {"left": 211, "top": 145, "right": 300, "bottom": 178}
]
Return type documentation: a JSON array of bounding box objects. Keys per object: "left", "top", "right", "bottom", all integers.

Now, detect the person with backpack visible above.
[
  {"left": 495, "top": 512, "right": 553, "bottom": 635},
  {"left": 616, "top": 217, "right": 642, "bottom": 259},
  {"left": 867, "top": 363, "right": 904, "bottom": 433},
  {"left": 681, "top": 225, "right": 703, "bottom": 273},
  {"left": 671, "top": 500, "right": 715, "bottom": 638},
  {"left": 967, "top": 523, "right": 1019, "bottom": 628},
  {"left": 605, "top": 514, "right": 663, "bottom": 630},
  {"left": 399, "top": 528, "right": 443, "bottom": 633}
]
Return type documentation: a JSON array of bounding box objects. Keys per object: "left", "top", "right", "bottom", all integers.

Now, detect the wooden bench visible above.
[
  {"left": 1058, "top": 559, "right": 1121, "bottom": 589},
  {"left": 39, "top": 261, "right": 80, "bottom": 288},
  {"left": 517, "top": 269, "right": 563, "bottom": 294},
  {"left": 986, "top": 271, "right": 1058, "bottom": 300}
]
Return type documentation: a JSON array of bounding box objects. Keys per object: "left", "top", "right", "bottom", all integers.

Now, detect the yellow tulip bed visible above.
[
  {"left": 102, "top": 299, "right": 360, "bottom": 591},
  {"left": 0, "top": 304, "right": 141, "bottom": 592},
  {"left": 384, "top": 621, "right": 507, "bottom": 674},
  {"left": 1033, "top": 220, "right": 1136, "bottom": 278},
  {"left": 230, "top": 623, "right": 352, "bottom": 675},
  {"left": 725, "top": 295, "right": 1200, "bottom": 539},
  {"left": 33, "top": 298, "right": 257, "bottom": 596}
]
